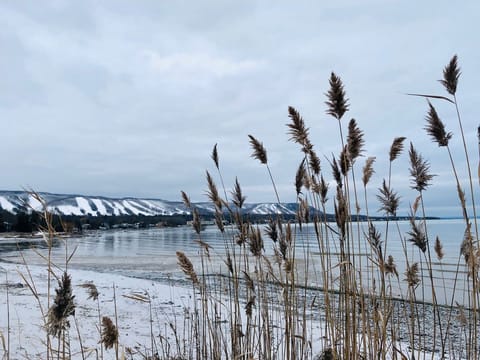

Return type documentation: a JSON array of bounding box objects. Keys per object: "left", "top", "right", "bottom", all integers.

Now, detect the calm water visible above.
[{"left": 0, "top": 219, "right": 475, "bottom": 304}]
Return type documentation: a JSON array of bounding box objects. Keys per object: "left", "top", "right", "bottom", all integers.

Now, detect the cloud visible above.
[{"left": 143, "top": 51, "right": 265, "bottom": 78}]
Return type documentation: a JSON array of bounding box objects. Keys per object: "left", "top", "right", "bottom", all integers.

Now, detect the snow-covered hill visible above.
[{"left": 0, "top": 191, "right": 302, "bottom": 217}]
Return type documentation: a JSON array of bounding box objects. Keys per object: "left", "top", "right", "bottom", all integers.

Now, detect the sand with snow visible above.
[{"left": 0, "top": 261, "right": 193, "bottom": 359}]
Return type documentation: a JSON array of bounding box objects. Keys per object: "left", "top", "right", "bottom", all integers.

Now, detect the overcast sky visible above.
[{"left": 1, "top": 1, "right": 479, "bottom": 217}]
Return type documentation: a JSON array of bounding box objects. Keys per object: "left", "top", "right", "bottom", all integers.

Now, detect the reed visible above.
[
  {"left": 2, "top": 55, "right": 480, "bottom": 359},
  {"left": 170, "top": 54, "right": 480, "bottom": 360}
]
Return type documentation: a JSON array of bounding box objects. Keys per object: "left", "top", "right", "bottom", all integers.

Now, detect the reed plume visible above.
[
  {"left": 265, "top": 219, "right": 278, "bottom": 243},
  {"left": 334, "top": 186, "right": 347, "bottom": 238},
  {"left": 176, "top": 251, "right": 199, "bottom": 285},
  {"left": 377, "top": 179, "right": 400, "bottom": 217},
  {"left": 231, "top": 177, "right": 246, "bottom": 209},
  {"left": 439, "top": 54, "right": 460, "bottom": 96},
  {"left": 295, "top": 159, "right": 306, "bottom": 195},
  {"left": 206, "top": 170, "right": 222, "bottom": 210},
  {"left": 287, "top": 106, "right": 310, "bottom": 151},
  {"left": 409, "top": 143, "right": 435, "bottom": 191},
  {"left": 434, "top": 236, "right": 444, "bottom": 260},
  {"left": 389, "top": 137, "right": 406, "bottom": 162},
  {"left": 211, "top": 143, "right": 219, "bottom": 169},
  {"left": 79, "top": 282, "right": 99, "bottom": 301},
  {"left": 100, "top": 316, "right": 119, "bottom": 350},
  {"left": 325, "top": 72, "right": 349, "bottom": 120},
  {"left": 347, "top": 118, "right": 365, "bottom": 162},
  {"left": 181, "top": 191, "right": 192, "bottom": 209},
  {"left": 330, "top": 155, "right": 342, "bottom": 188},
  {"left": 309, "top": 149, "right": 321, "bottom": 175},
  {"left": 319, "top": 175, "right": 329, "bottom": 204},
  {"left": 405, "top": 262, "right": 421, "bottom": 288},
  {"left": 362, "top": 156, "right": 376, "bottom": 186},
  {"left": 385, "top": 255, "right": 398, "bottom": 277},
  {"left": 367, "top": 222, "right": 383, "bottom": 258},
  {"left": 339, "top": 145, "right": 351, "bottom": 176},
  {"left": 191, "top": 208, "right": 202, "bottom": 234},
  {"left": 407, "top": 218, "right": 427, "bottom": 253},
  {"left": 425, "top": 101, "right": 452, "bottom": 147},
  {"left": 248, "top": 226, "right": 264, "bottom": 257},
  {"left": 248, "top": 134, "right": 268, "bottom": 164},
  {"left": 46, "top": 272, "right": 76, "bottom": 337}
]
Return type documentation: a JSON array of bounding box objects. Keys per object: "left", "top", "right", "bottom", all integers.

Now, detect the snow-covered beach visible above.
[{"left": 0, "top": 259, "right": 194, "bottom": 359}]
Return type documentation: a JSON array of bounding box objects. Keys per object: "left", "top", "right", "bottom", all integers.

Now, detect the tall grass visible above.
[
  {"left": 173, "top": 55, "right": 479, "bottom": 359},
  {"left": 1, "top": 55, "right": 479, "bottom": 359}
]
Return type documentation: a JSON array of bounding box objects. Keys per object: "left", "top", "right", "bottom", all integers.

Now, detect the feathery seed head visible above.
[
  {"left": 377, "top": 179, "right": 400, "bottom": 217},
  {"left": 362, "top": 157, "right": 376, "bottom": 186},
  {"left": 409, "top": 143, "right": 435, "bottom": 192},
  {"left": 319, "top": 175, "right": 329, "bottom": 204},
  {"left": 47, "top": 272, "right": 76, "bottom": 337},
  {"left": 79, "top": 282, "right": 99, "bottom": 301},
  {"left": 248, "top": 226, "right": 264, "bottom": 257},
  {"left": 407, "top": 218, "right": 427, "bottom": 253},
  {"left": 287, "top": 106, "right": 310, "bottom": 150},
  {"left": 211, "top": 143, "right": 219, "bottom": 169},
  {"left": 385, "top": 255, "right": 398, "bottom": 277},
  {"left": 181, "top": 191, "right": 192, "bottom": 209},
  {"left": 440, "top": 55, "right": 460, "bottom": 96},
  {"left": 425, "top": 101, "right": 452, "bottom": 146},
  {"left": 295, "top": 159, "right": 306, "bottom": 196},
  {"left": 265, "top": 219, "right": 278, "bottom": 243},
  {"left": 434, "top": 236, "right": 444, "bottom": 260},
  {"left": 325, "top": 72, "right": 349, "bottom": 120},
  {"left": 347, "top": 118, "right": 365, "bottom": 162},
  {"left": 231, "top": 177, "right": 246, "bottom": 209},
  {"left": 206, "top": 170, "right": 222, "bottom": 210},
  {"left": 389, "top": 137, "right": 407, "bottom": 162},
  {"left": 330, "top": 155, "right": 342, "bottom": 188},
  {"left": 248, "top": 135, "right": 268, "bottom": 164},
  {"left": 308, "top": 149, "right": 321, "bottom": 175},
  {"left": 339, "top": 145, "right": 351, "bottom": 176},
  {"left": 176, "top": 251, "right": 199, "bottom": 285},
  {"left": 405, "top": 262, "right": 421, "bottom": 288},
  {"left": 101, "top": 316, "right": 119, "bottom": 350}
]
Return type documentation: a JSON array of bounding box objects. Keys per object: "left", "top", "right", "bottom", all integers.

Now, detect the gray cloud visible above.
[{"left": 0, "top": 1, "right": 479, "bottom": 217}]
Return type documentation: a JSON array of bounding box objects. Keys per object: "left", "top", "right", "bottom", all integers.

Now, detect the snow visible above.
[
  {"left": 76, "top": 197, "right": 96, "bottom": 215},
  {"left": 53, "top": 205, "right": 85, "bottom": 216},
  {"left": 0, "top": 261, "right": 192, "bottom": 359},
  {"left": 91, "top": 199, "right": 107, "bottom": 215},
  {"left": 121, "top": 200, "right": 150, "bottom": 216},
  {"left": 0, "top": 197, "right": 16, "bottom": 213}
]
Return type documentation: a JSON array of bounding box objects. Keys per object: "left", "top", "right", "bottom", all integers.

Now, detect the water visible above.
[{"left": 0, "top": 218, "right": 475, "bottom": 304}]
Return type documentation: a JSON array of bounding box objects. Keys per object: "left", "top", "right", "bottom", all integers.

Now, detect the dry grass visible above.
[{"left": 1, "top": 55, "right": 480, "bottom": 359}]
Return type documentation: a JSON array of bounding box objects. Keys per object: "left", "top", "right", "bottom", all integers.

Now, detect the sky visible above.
[{"left": 0, "top": 1, "right": 479, "bottom": 217}]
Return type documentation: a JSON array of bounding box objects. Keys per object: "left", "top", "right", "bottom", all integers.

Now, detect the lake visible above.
[{"left": 0, "top": 218, "right": 476, "bottom": 305}]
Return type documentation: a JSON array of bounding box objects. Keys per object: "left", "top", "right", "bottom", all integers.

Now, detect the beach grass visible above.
[{"left": 1, "top": 55, "right": 479, "bottom": 359}]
